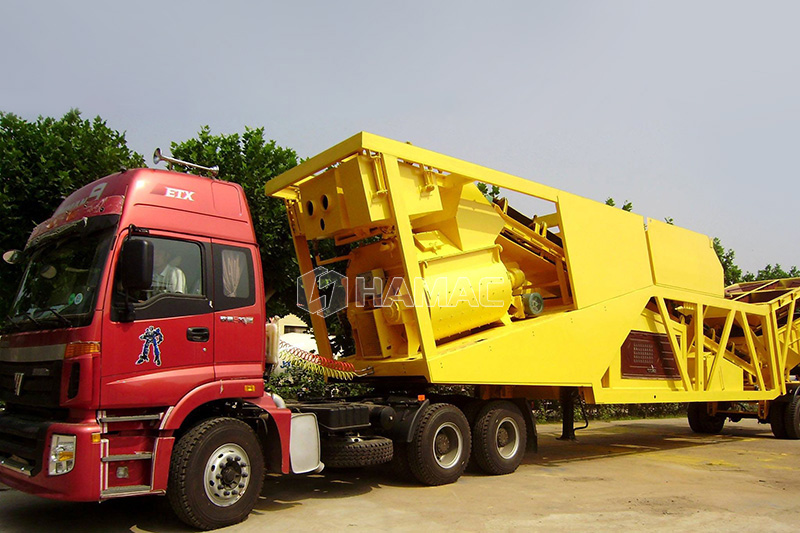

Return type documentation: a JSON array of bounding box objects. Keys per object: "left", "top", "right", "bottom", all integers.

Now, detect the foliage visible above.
[
  {"left": 476, "top": 182, "right": 500, "bottom": 199},
  {"left": 744, "top": 264, "right": 800, "bottom": 282},
  {"left": 605, "top": 197, "right": 633, "bottom": 212},
  {"left": 170, "top": 126, "right": 300, "bottom": 316},
  {"left": 265, "top": 363, "right": 371, "bottom": 400},
  {"left": 0, "top": 109, "right": 143, "bottom": 313},
  {"left": 534, "top": 400, "right": 687, "bottom": 423},
  {"left": 713, "top": 237, "right": 743, "bottom": 285},
  {"left": 713, "top": 237, "right": 799, "bottom": 285}
]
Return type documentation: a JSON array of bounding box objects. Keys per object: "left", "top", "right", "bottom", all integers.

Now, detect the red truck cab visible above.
[
  {"left": 0, "top": 168, "right": 292, "bottom": 526},
  {"left": 0, "top": 160, "right": 520, "bottom": 530}
]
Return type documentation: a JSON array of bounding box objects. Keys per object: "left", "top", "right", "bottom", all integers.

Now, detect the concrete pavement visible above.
[{"left": 0, "top": 417, "right": 797, "bottom": 532}]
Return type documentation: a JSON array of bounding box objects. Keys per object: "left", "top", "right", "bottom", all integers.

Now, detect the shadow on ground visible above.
[
  {"left": 0, "top": 418, "right": 776, "bottom": 532},
  {"left": 527, "top": 417, "right": 775, "bottom": 467}
]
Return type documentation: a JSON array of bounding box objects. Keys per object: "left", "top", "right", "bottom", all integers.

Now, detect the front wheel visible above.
[
  {"left": 168, "top": 418, "right": 265, "bottom": 530},
  {"left": 407, "top": 403, "right": 471, "bottom": 486}
]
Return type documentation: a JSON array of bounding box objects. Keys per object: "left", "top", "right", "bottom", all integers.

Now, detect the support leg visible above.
[{"left": 558, "top": 387, "right": 577, "bottom": 441}]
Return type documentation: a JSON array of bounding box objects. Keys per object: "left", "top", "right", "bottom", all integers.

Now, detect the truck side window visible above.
[
  {"left": 112, "top": 237, "right": 211, "bottom": 321},
  {"left": 213, "top": 245, "right": 255, "bottom": 311},
  {"left": 151, "top": 239, "right": 198, "bottom": 296}
]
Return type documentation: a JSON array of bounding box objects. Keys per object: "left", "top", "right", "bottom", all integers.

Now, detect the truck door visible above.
[
  {"left": 102, "top": 234, "right": 214, "bottom": 408},
  {"left": 211, "top": 241, "right": 264, "bottom": 380}
]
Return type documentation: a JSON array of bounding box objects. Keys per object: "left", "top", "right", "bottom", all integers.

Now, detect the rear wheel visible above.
[
  {"left": 770, "top": 401, "right": 788, "bottom": 439},
  {"left": 783, "top": 395, "right": 800, "bottom": 440},
  {"left": 408, "top": 403, "right": 471, "bottom": 486},
  {"left": 168, "top": 418, "right": 265, "bottom": 530},
  {"left": 687, "top": 403, "right": 725, "bottom": 434},
  {"left": 473, "top": 401, "right": 527, "bottom": 475}
]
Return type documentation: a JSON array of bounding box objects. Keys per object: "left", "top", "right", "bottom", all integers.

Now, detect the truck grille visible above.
[
  {"left": 0, "top": 360, "right": 62, "bottom": 408},
  {"left": 0, "top": 412, "right": 51, "bottom": 476}
]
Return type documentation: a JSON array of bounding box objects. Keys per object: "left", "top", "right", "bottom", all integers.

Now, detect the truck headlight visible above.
[{"left": 48, "top": 434, "right": 76, "bottom": 476}]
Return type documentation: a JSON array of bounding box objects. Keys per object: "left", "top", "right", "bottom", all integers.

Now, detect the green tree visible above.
[
  {"left": 605, "top": 197, "right": 633, "bottom": 212},
  {"left": 746, "top": 264, "right": 800, "bottom": 282},
  {"left": 0, "top": 109, "right": 143, "bottom": 312},
  {"left": 477, "top": 182, "right": 500, "bottom": 199},
  {"left": 169, "top": 126, "right": 300, "bottom": 316},
  {"left": 712, "top": 237, "right": 743, "bottom": 286}
]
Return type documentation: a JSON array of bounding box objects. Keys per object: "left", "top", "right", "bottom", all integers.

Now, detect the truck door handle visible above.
[{"left": 187, "top": 327, "right": 210, "bottom": 342}]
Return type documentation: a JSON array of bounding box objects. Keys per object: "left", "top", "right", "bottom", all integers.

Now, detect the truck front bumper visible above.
[{"left": 0, "top": 413, "right": 103, "bottom": 501}]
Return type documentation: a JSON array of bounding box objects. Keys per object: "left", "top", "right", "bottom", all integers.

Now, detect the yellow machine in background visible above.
[{"left": 265, "top": 132, "right": 800, "bottom": 438}]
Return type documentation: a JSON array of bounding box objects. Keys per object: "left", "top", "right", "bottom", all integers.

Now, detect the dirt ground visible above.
[{"left": 0, "top": 417, "right": 797, "bottom": 532}]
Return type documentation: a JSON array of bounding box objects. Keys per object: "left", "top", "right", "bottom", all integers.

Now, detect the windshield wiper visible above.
[
  {"left": 46, "top": 307, "right": 72, "bottom": 327},
  {"left": 3, "top": 315, "right": 22, "bottom": 332},
  {"left": 19, "top": 313, "right": 43, "bottom": 328}
]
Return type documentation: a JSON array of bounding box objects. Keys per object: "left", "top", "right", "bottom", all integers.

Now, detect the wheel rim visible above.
[
  {"left": 495, "top": 416, "right": 520, "bottom": 460},
  {"left": 204, "top": 443, "right": 251, "bottom": 507},
  {"left": 432, "top": 422, "right": 463, "bottom": 469}
]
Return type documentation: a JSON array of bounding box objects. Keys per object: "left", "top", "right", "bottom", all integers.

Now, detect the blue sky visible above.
[{"left": 2, "top": 1, "right": 798, "bottom": 273}]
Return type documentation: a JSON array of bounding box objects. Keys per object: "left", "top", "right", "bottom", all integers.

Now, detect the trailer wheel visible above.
[
  {"left": 783, "top": 396, "right": 800, "bottom": 439},
  {"left": 770, "top": 402, "right": 788, "bottom": 439},
  {"left": 322, "top": 436, "right": 393, "bottom": 468},
  {"left": 168, "top": 418, "right": 265, "bottom": 530},
  {"left": 473, "top": 401, "right": 527, "bottom": 475},
  {"left": 408, "top": 403, "right": 471, "bottom": 486},
  {"left": 687, "top": 403, "right": 725, "bottom": 434}
]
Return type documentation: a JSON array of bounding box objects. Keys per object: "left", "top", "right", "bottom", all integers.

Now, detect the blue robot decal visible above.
[{"left": 136, "top": 326, "right": 165, "bottom": 367}]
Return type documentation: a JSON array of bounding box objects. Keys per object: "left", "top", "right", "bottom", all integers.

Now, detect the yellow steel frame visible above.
[{"left": 265, "top": 132, "right": 800, "bottom": 404}]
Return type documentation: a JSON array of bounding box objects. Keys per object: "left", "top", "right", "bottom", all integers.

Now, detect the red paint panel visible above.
[
  {"left": 151, "top": 437, "right": 175, "bottom": 492},
  {"left": 160, "top": 379, "right": 266, "bottom": 431},
  {"left": 0, "top": 421, "right": 102, "bottom": 502},
  {"left": 214, "top": 363, "right": 264, "bottom": 380},
  {"left": 102, "top": 366, "right": 215, "bottom": 408}
]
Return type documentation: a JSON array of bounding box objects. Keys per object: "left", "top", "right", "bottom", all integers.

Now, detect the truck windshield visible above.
[{"left": 3, "top": 218, "right": 116, "bottom": 333}]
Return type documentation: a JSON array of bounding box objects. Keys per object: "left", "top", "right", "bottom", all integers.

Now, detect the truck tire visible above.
[
  {"left": 770, "top": 401, "right": 788, "bottom": 439},
  {"left": 783, "top": 395, "right": 800, "bottom": 440},
  {"left": 390, "top": 441, "right": 415, "bottom": 482},
  {"left": 407, "top": 403, "right": 471, "bottom": 486},
  {"left": 687, "top": 403, "right": 725, "bottom": 434},
  {"left": 322, "top": 436, "right": 393, "bottom": 468},
  {"left": 462, "top": 400, "right": 485, "bottom": 426},
  {"left": 472, "top": 401, "right": 527, "bottom": 475},
  {"left": 168, "top": 418, "right": 265, "bottom": 530}
]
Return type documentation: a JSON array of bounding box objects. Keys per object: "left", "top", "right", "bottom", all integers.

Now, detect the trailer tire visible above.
[
  {"left": 408, "top": 403, "right": 471, "bottom": 486},
  {"left": 770, "top": 402, "right": 788, "bottom": 439},
  {"left": 783, "top": 396, "right": 800, "bottom": 440},
  {"left": 168, "top": 418, "right": 264, "bottom": 530},
  {"left": 687, "top": 403, "right": 725, "bottom": 434},
  {"left": 473, "top": 401, "right": 527, "bottom": 475},
  {"left": 322, "top": 436, "right": 393, "bottom": 468}
]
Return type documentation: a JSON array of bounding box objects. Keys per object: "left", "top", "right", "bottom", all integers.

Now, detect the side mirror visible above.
[
  {"left": 119, "top": 239, "right": 154, "bottom": 291},
  {"left": 2, "top": 250, "right": 22, "bottom": 265}
]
